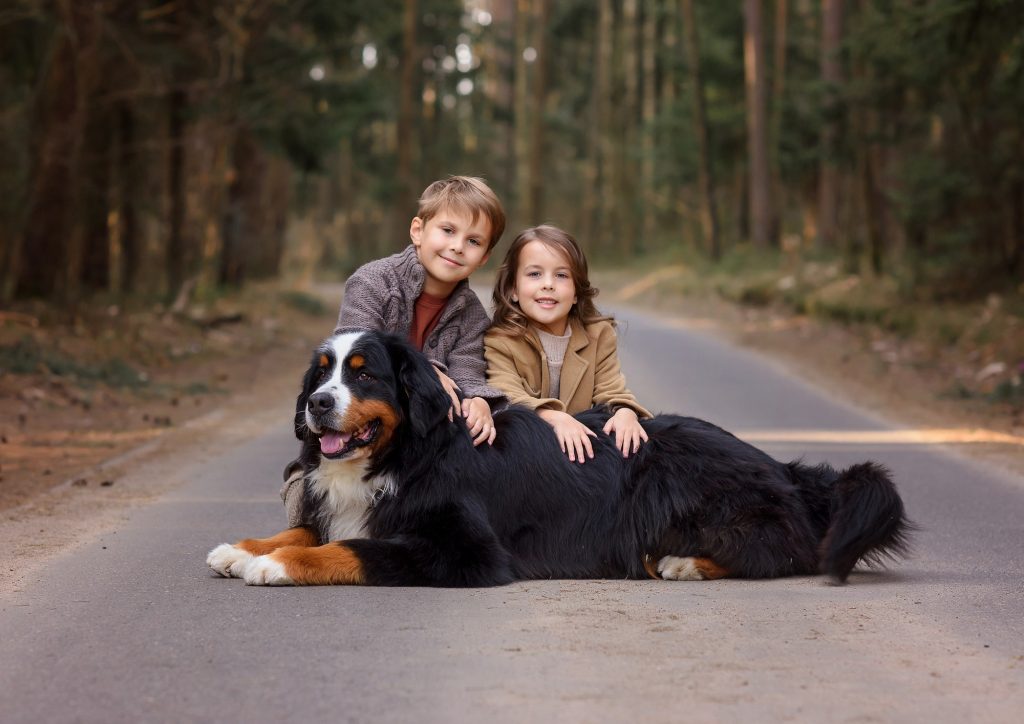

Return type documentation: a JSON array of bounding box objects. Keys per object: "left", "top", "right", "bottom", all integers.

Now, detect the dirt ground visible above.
[
  {"left": 0, "top": 283, "right": 338, "bottom": 587},
  {"left": 2, "top": 274, "right": 1022, "bottom": 585}
]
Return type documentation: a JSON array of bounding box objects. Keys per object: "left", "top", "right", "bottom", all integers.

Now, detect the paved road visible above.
[{"left": 2, "top": 306, "right": 1023, "bottom": 722}]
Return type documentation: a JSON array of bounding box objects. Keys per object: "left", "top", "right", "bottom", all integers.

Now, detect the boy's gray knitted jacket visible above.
[
  {"left": 281, "top": 245, "right": 506, "bottom": 527},
  {"left": 333, "top": 244, "right": 504, "bottom": 404}
]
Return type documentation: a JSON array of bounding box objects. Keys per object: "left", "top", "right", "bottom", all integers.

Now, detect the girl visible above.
[{"left": 484, "top": 225, "right": 651, "bottom": 463}]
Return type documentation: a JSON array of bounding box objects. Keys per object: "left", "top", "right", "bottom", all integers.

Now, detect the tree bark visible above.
[
  {"left": 485, "top": 0, "right": 517, "bottom": 197},
  {"left": 596, "top": 0, "right": 616, "bottom": 251},
  {"left": 658, "top": 0, "right": 679, "bottom": 223},
  {"left": 770, "top": 0, "right": 788, "bottom": 243},
  {"left": 526, "top": 0, "right": 550, "bottom": 222},
  {"left": 514, "top": 0, "right": 531, "bottom": 223},
  {"left": 682, "top": 0, "right": 721, "bottom": 259},
  {"left": 396, "top": 0, "right": 419, "bottom": 225},
  {"left": 220, "top": 129, "right": 264, "bottom": 287},
  {"left": 580, "top": 3, "right": 606, "bottom": 248},
  {"left": 15, "top": 0, "right": 100, "bottom": 299},
  {"left": 817, "top": 0, "right": 843, "bottom": 250},
  {"left": 79, "top": 107, "right": 114, "bottom": 292},
  {"left": 166, "top": 88, "right": 187, "bottom": 299},
  {"left": 116, "top": 103, "right": 141, "bottom": 294},
  {"left": 743, "top": 0, "right": 773, "bottom": 248},
  {"left": 640, "top": 0, "right": 657, "bottom": 247},
  {"left": 619, "top": 0, "right": 639, "bottom": 255}
]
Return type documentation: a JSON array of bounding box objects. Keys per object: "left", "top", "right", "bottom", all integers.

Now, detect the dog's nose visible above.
[{"left": 307, "top": 392, "right": 334, "bottom": 413}]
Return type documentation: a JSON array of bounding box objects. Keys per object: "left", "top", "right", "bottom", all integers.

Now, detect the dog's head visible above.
[{"left": 295, "top": 331, "right": 452, "bottom": 462}]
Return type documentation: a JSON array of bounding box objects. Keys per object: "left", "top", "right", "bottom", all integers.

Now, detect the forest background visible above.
[{"left": 1, "top": 0, "right": 1022, "bottom": 415}]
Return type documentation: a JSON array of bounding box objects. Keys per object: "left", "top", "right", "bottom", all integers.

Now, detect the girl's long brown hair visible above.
[{"left": 490, "top": 225, "right": 613, "bottom": 337}]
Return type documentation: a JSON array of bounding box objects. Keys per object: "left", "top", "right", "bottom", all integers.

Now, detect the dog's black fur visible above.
[{"left": 282, "top": 331, "right": 911, "bottom": 587}]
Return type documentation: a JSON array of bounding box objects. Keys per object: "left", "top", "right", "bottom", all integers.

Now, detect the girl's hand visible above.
[
  {"left": 539, "top": 409, "right": 597, "bottom": 464},
  {"left": 463, "top": 396, "right": 496, "bottom": 446},
  {"left": 603, "top": 407, "right": 648, "bottom": 458}
]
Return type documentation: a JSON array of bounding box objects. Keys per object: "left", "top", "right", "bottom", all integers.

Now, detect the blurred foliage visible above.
[
  {"left": 0, "top": 0, "right": 1021, "bottom": 305},
  {"left": 278, "top": 290, "right": 330, "bottom": 317},
  {"left": 0, "top": 337, "right": 146, "bottom": 389}
]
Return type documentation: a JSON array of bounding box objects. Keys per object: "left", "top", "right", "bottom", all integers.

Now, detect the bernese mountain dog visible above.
[{"left": 207, "top": 331, "right": 911, "bottom": 587}]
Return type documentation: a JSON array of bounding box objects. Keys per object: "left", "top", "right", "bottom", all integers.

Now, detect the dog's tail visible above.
[{"left": 817, "top": 462, "right": 912, "bottom": 584}]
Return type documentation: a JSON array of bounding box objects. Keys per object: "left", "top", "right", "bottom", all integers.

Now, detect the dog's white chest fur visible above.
[{"left": 308, "top": 460, "right": 393, "bottom": 541}]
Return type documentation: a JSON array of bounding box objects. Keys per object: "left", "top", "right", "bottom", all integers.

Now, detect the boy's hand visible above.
[
  {"left": 602, "top": 407, "right": 649, "bottom": 458},
  {"left": 433, "top": 366, "right": 461, "bottom": 419},
  {"left": 463, "top": 396, "right": 496, "bottom": 446},
  {"left": 539, "top": 409, "right": 597, "bottom": 464}
]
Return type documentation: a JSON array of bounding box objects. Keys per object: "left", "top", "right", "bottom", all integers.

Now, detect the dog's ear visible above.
[
  {"left": 294, "top": 348, "right": 323, "bottom": 440},
  {"left": 385, "top": 335, "right": 451, "bottom": 437}
]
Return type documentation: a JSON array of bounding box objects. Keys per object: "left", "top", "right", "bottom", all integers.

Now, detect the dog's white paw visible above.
[
  {"left": 657, "top": 556, "right": 705, "bottom": 581},
  {"left": 243, "top": 555, "right": 294, "bottom": 586},
  {"left": 207, "top": 543, "right": 254, "bottom": 578}
]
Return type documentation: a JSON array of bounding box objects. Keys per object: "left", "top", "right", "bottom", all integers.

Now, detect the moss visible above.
[
  {"left": 278, "top": 290, "right": 329, "bottom": 317},
  {"left": 0, "top": 336, "right": 146, "bottom": 388}
]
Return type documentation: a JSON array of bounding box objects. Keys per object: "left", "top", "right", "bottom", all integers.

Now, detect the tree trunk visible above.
[
  {"left": 770, "top": 0, "right": 788, "bottom": 243},
  {"left": 658, "top": 0, "right": 679, "bottom": 223},
  {"left": 640, "top": 0, "right": 657, "bottom": 248},
  {"left": 116, "top": 102, "right": 141, "bottom": 294},
  {"left": 596, "top": 0, "right": 616, "bottom": 252},
  {"left": 817, "top": 0, "right": 843, "bottom": 250},
  {"left": 251, "top": 155, "right": 291, "bottom": 279},
  {"left": 396, "top": 0, "right": 419, "bottom": 225},
  {"left": 526, "top": 0, "right": 550, "bottom": 222},
  {"left": 15, "top": 0, "right": 99, "bottom": 299},
  {"left": 580, "top": 3, "right": 607, "bottom": 248},
  {"left": 682, "top": 0, "right": 721, "bottom": 260},
  {"left": 79, "top": 107, "right": 114, "bottom": 292},
  {"left": 619, "top": 0, "right": 639, "bottom": 255},
  {"left": 743, "top": 0, "right": 773, "bottom": 248},
  {"left": 854, "top": 0, "right": 886, "bottom": 275},
  {"left": 166, "top": 88, "right": 187, "bottom": 299},
  {"left": 220, "top": 129, "right": 264, "bottom": 287},
  {"left": 514, "top": 0, "right": 531, "bottom": 224},
  {"left": 485, "top": 0, "right": 516, "bottom": 198}
]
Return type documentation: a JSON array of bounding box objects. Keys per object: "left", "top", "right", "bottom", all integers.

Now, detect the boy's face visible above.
[{"left": 410, "top": 207, "right": 492, "bottom": 297}]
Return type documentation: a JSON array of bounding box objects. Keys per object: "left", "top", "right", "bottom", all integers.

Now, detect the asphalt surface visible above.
[{"left": 1, "top": 305, "right": 1023, "bottom": 723}]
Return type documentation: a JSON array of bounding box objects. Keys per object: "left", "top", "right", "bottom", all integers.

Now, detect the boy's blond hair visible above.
[{"left": 417, "top": 176, "right": 506, "bottom": 251}]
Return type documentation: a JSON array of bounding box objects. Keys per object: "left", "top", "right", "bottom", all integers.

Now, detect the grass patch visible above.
[
  {"left": 990, "top": 379, "right": 1024, "bottom": 405},
  {"left": 278, "top": 290, "right": 330, "bottom": 317},
  {"left": 181, "top": 381, "right": 224, "bottom": 396},
  {"left": 0, "top": 336, "right": 147, "bottom": 389}
]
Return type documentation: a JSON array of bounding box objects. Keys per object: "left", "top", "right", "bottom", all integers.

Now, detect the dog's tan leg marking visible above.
[
  {"left": 207, "top": 527, "right": 318, "bottom": 578},
  {"left": 657, "top": 556, "right": 730, "bottom": 581},
  {"left": 235, "top": 526, "right": 318, "bottom": 556},
  {"left": 245, "top": 543, "right": 366, "bottom": 586},
  {"left": 643, "top": 554, "right": 662, "bottom": 579}
]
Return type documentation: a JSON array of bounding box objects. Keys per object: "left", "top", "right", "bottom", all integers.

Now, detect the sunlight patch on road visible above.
[{"left": 738, "top": 428, "right": 1024, "bottom": 447}]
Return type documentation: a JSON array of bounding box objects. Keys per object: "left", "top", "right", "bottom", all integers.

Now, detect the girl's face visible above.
[{"left": 513, "top": 240, "right": 577, "bottom": 336}]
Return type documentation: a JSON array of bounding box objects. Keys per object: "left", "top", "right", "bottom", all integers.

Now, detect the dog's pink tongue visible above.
[{"left": 320, "top": 432, "right": 350, "bottom": 455}]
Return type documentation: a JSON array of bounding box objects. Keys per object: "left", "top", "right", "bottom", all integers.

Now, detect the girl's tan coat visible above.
[{"left": 484, "top": 319, "right": 651, "bottom": 418}]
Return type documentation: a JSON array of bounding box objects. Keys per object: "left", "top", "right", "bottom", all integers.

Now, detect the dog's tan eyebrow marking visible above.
[
  {"left": 319, "top": 354, "right": 329, "bottom": 367},
  {"left": 348, "top": 354, "right": 365, "bottom": 369}
]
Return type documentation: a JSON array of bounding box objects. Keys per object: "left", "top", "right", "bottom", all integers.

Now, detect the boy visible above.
[{"left": 281, "top": 175, "right": 507, "bottom": 526}]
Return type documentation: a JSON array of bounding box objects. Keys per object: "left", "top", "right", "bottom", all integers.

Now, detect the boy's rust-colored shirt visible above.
[
  {"left": 334, "top": 244, "right": 504, "bottom": 403},
  {"left": 281, "top": 245, "right": 505, "bottom": 528}
]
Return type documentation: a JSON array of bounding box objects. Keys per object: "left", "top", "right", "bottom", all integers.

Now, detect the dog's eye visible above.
[{"left": 357, "top": 371, "right": 374, "bottom": 382}]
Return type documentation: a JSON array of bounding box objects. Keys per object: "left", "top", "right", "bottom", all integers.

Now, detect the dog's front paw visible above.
[
  {"left": 207, "top": 543, "right": 254, "bottom": 578},
  {"left": 244, "top": 555, "right": 294, "bottom": 586},
  {"left": 657, "top": 556, "right": 704, "bottom": 581}
]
